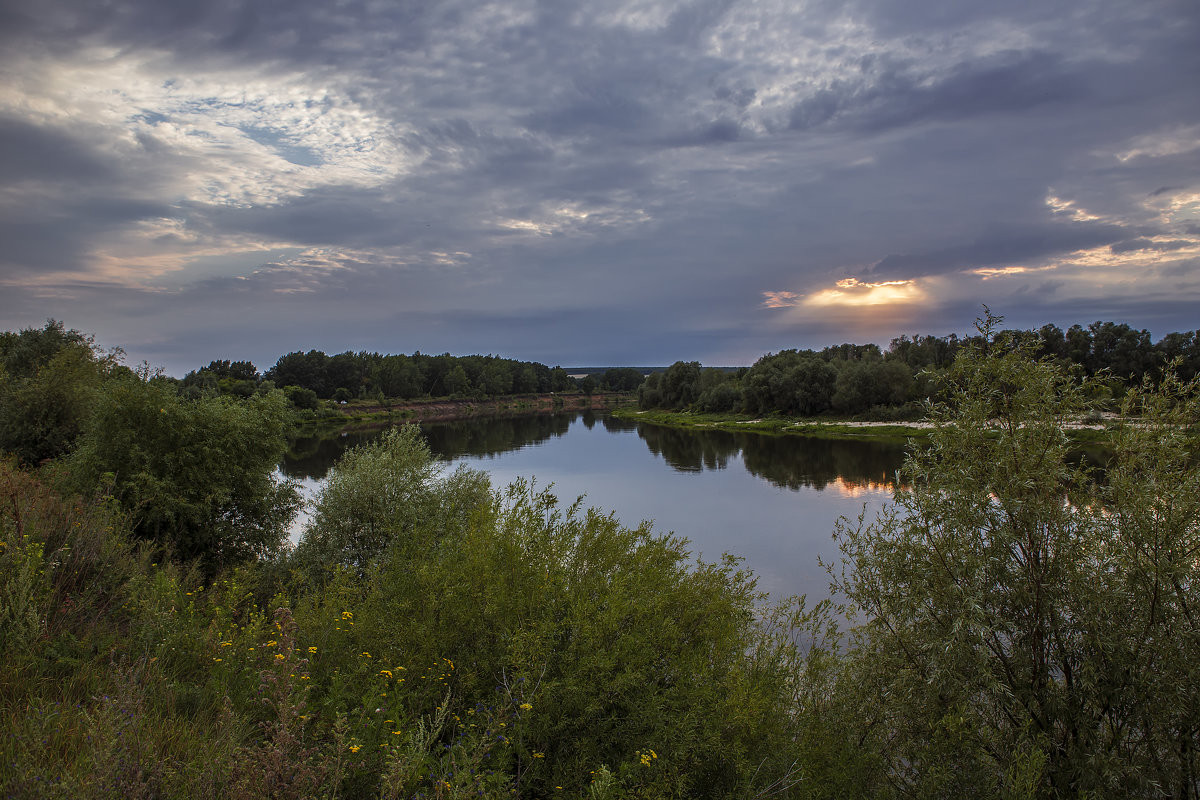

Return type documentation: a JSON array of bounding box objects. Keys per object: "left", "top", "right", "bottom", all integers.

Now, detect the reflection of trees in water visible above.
[
  {"left": 601, "top": 414, "right": 640, "bottom": 434},
  {"left": 636, "top": 424, "right": 741, "bottom": 472},
  {"left": 283, "top": 428, "right": 389, "bottom": 480},
  {"left": 636, "top": 423, "right": 906, "bottom": 492},
  {"left": 282, "top": 414, "right": 579, "bottom": 480},
  {"left": 740, "top": 435, "right": 905, "bottom": 491},
  {"left": 422, "top": 414, "right": 572, "bottom": 460},
  {"left": 285, "top": 412, "right": 915, "bottom": 493}
]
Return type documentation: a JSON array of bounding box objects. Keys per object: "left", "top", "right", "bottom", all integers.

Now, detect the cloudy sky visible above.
[{"left": 1, "top": 0, "right": 1197, "bottom": 374}]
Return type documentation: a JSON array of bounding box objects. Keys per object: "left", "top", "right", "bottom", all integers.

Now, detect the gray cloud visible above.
[
  {"left": 1110, "top": 238, "right": 1195, "bottom": 255},
  {"left": 789, "top": 51, "right": 1084, "bottom": 133},
  {"left": 870, "top": 221, "right": 1129, "bottom": 279},
  {"left": 0, "top": 0, "right": 1198, "bottom": 370}
]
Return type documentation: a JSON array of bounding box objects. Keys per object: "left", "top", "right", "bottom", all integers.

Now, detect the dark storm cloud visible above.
[
  {"left": 0, "top": 115, "right": 114, "bottom": 182},
  {"left": 788, "top": 51, "right": 1083, "bottom": 133},
  {"left": 0, "top": 0, "right": 439, "bottom": 63}
]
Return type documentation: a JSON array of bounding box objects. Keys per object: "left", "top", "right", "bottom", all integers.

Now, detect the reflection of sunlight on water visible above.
[{"left": 829, "top": 477, "right": 897, "bottom": 499}]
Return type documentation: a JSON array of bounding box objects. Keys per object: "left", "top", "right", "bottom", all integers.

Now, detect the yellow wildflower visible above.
[{"left": 519, "top": 703, "right": 532, "bottom": 711}]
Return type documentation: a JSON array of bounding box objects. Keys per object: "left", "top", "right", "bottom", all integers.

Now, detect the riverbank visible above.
[
  {"left": 295, "top": 391, "right": 637, "bottom": 430},
  {"left": 613, "top": 407, "right": 1117, "bottom": 443}
]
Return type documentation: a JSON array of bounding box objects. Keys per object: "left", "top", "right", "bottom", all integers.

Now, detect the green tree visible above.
[
  {"left": 831, "top": 359, "right": 913, "bottom": 414},
  {"left": 602, "top": 367, "right": 646, "bottom": 392},
  {"left": 659, "top": 361, "right": 702, "bottom": 409},
  {"left": 480, "top": 359, "right": 513, "bottom": 396},
  {"left": 64, "top": 372, "right": 299, "bottom": 572},
  {"left": 295, "top": 425, "right": 491, "bottom": 579},
  {"left": 742, "top": 350, "right": 836, "bottom": 416},
  {"left": 0, "top": 320, "right": 122, "bottom": 465},
  {"left": 827, "top": 312, "right": 1200, "bottom": 797},
  {"left": 638, "top": 371, "right": 664, "bottom": 408},
  {"left": 442, "top": 364, "right": 471, "bottom": 397},
  {"left": 284, "top": 385, "right": 320, "bottom": 410}
]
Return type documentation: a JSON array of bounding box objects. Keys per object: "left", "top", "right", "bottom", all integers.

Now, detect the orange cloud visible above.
[{"left": 805, "top": 277, "right": 922, "bottom": 307}]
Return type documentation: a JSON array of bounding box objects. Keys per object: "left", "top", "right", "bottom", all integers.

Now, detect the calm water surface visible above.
[{"left": 282, "top": 412, "right": 908, "bottom": 602}]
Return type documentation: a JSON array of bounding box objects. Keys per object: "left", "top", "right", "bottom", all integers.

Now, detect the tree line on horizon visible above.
[
  {"left": 175, "top": 319, "right": 1200, "bottom": 419},
  {"left": 639, "top": 320, "right": 1200, "bottom": 417}
]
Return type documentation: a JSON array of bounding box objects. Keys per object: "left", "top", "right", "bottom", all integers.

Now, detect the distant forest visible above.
[
  {"left": 639, "top": 320, "right": 1200, "bottom": 418},
  {"left": 163, "top": 318, "right": 1200, "bottom": 419},
  {"left": 182, "top": 351, "right": 644, "bottom": 408}
]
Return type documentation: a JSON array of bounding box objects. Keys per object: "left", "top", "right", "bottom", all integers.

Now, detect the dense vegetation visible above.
[
  {"left": 259, "top": 350, "right": 577, "bottom": 402},
  {"left": 2, "top": 316, "right": 1198, "bottom": 798},
  {"left": 638, "top": 319, "right": 1200, "bottom": 418}
]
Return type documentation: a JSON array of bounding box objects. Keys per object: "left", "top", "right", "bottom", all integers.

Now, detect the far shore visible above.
[
  {"left": 611, "top": 408, "right": 1120, "bottom": 443},
  {"left": 297, "top": 391, "right": 637, "bottom": 428}
]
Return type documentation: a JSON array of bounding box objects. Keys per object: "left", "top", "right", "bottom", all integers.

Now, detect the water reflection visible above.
[
  {"left": 283, "top": 412, "right": 909, "bottom": 601},
  {"left": 635, "top": 424, "right": 906, "bottom": 492},
  {"left": 284, "top": 412, "right": 908, "bottom": 495},
  {"left": 284, "top": 414, "right": 578, "bottom": 480},
  {"left": 282, "top": 413, "right": 1119, "bottom": 601}
]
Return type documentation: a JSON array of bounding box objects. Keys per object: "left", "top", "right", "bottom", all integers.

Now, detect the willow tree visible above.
[{"left": 828, "top": 312, "right": 1200, "bottom": 798}]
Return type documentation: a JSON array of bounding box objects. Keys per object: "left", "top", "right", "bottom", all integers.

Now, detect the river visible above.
[{"left": 281, "top": 411, "right": 908, "bottom": 602}]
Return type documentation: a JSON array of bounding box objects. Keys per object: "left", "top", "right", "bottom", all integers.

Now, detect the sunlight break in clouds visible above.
[
  {"left": 805, "top": 278, "right": 923, "bottom": 307},
  {"left": 1045, "top": 194, "right": 1101, "bottom": 222}
]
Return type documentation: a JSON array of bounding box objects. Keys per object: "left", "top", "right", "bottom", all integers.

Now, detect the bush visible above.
[
  {"left": 63, "top": 373, "right": 300, "bottom": 573},
  {"left": 825, "top": 313, "right": 1200, "bottom": 797}
]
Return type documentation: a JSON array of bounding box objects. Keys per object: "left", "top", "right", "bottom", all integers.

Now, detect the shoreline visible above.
[
  {"left": 611, "top": 408, "right": 1118, "bottom": 443},
  {"left": 295, "top": 391, "right": 637, "bottom": 430}
]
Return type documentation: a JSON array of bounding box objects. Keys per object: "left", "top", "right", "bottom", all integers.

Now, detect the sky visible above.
[{"left": 1, "top": 0, "right": 1198, "bottom": 375}]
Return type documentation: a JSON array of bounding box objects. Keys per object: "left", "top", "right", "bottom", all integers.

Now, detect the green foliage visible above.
[
  {"left": 659, "top": 361, "right": 702, "bottom": 408},
  {"left": 741, "top": 351, "right": 836, "bottom": 416},
  {"left": 63, "top": 372, "right": 299, "bottom": 573},
  {"left": 830, "top": 359, "right": 913, "bottom": 414},
  {"left": 695, "top": 380, "right": 741, "bottom": 412},
  {"left": 0, "top": 320, "right": 122, "bottom": 465},
  {"left": 284, "top": 384, "right": 320, "bottom": 410},
  {"left": 443, "top": 364, "right": 472, "bottom": 397},
  {"left": 294, "top": 425, "right": 491, "bottom": 579},
  {"left": 293, "top": 476, "right": 801, "bottom": 798},
  {"left": 602, "top": 367, "right": 646, "bottom": 392},
  {"left": 827, "top": 312, "right": 1200, "bottom": 797},
  {"left": 265, "top": 348, "right": 572, "bottom": 401}
]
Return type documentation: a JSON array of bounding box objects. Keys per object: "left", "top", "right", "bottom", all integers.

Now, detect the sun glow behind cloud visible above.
[{"left": 805, "top": 278, "right": 923, "bottom": 307}]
